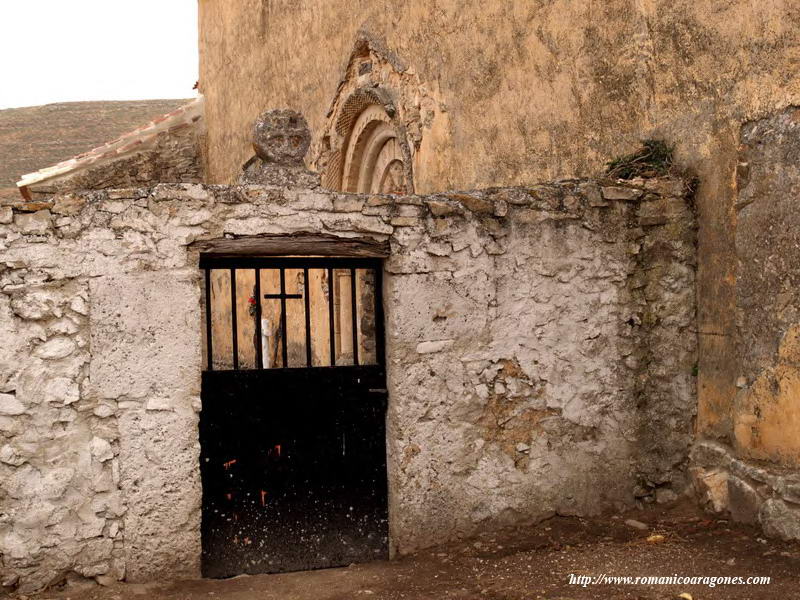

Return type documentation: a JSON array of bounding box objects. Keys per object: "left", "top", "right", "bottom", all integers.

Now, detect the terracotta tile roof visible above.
[{"left": 16, "top": 97, "right": 204, "bottom": 191}]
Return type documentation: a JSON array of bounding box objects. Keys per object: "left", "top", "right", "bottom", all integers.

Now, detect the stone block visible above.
[
  {"left": 99, "top": 200, "right": 131, "bottom": 215},
  {"left": 488, "top": 188, "right": 530, "bottom": 206},
  {"left": 655, "top": 488, "right": 679, "bottom": 504},
  {"left": 426, "top": 242, "right": 452, "bottom": 256},
  {"left": 0, "top": 393, "right": 25, "bottom": 415},
  {"left": 759, "top": 499, "right": 800, "bottom": 541},
  {"left": 639, "top": 215, "right": 669, "bottom": 226},
  {"left": 416, "top": 339, "right": 455, "bottom": 354},
  {"left": 15, "top": 210, "right": 52, "bottom": 234},
  {"left": 44, "top": 377, "right": 80, "bottom": 405},
  {"left": 427, "top": 199, "right": 460, "bottom": 216},
  {"left": 601, "top": 186, "right": 643, "bottom": 201},
  {"left": 0, "top": 444, "right": 27, "bottom": 466},
  {"left": 292, "top": 191, "right": 333, "bottom": 211},
  {"left": 93, "top": 403, "right": 115, "bottom": 418},
  {"left": 366, "top": 195, "right": 394, "bottom": 207},
  {"left": 332, "top": 195, "right": 365, "bottom": 212},
  {"left": 778, "top": 475, "right": 800, "bottom": 504},
  {"left": 34, "top": 337, "right": 76, "bottom": 360},
  {"left": 321, "top": 214, "right": 393, "bottom": 235},
  {"left": 107, "top": 188, "right": 143, "bottom": 200},
  {"left": 52, "top": 194, "right": 87, "bottom": 216},
  {"left": 0, "top": 206, "right": 12, "bottom": 224},
  {"left": 145, "top": 397, "right": 175, "bottom": 412},
  {"left": 643, "top": 177, "right": 686, "bottom": 197},
  {"left": 691, "top": 467, "right": 729, "bottom": 513},
  {"left": 448, "top": 193, "right": 494, "bottom": 214},
  {"left": 151, "top": 183, "right": 210, "bottom": 202},
  {"left": 390, "top": 216, "right": 419, "bottom": 227},
  {"left": 727, "top": 475, "right": 761, "bottom": 523},
  {"left": 730, "top": 458, "right": 769, "bottom": 483},
  {"left": 578, "top": 183, "right": 606, "bottom": 207},
  {"left": 362, "top": 204, "right": 393, "bottom": 217},
  {"left": 690, "top": 441, "right": 732, "bottom": 469},
  {"left": 526, "top": 185, "right": 562, "bottom": 209},
  {"left": 90, "top": 437, "right": 114, "bottom": 462}
]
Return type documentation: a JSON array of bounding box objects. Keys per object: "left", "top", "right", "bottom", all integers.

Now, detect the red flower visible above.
[{"left": 248, "top": 296, "right": 256, "bottom": 305}]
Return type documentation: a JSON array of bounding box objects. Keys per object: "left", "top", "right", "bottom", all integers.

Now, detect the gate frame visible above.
[{"left": 194, "top": 232, "right": 393, "bottom": 573}]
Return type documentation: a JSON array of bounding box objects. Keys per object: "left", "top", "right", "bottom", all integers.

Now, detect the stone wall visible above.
[
  {"left": 0, "top": 176, "right": 695, "bottom": 592},
  {"left": 733, "top": 107, "right": 800, "bottom": 468},
  {"left": 687, "top": 107, "right": 800, "bottom": 541},
  {"left": 46, "top": 127, "right": 204, "bottom": 193},
  {"left": 23, "top": 114, "right": 204, "bottom": 200},
  {"left": 692, "top": 441, "right": 800, "bottom": 541}
]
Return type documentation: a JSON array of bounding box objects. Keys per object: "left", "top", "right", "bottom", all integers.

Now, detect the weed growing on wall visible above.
[{"left": 606, "top": 140, "right": 674, "bottom": 179}]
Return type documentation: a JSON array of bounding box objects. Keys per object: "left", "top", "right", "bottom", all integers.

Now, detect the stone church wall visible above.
[
  {"left": 197, "top": 2, "right": 800, "bottom": 500},
  {"left": 687, "top": 107, "right": 800, "bottom": 541},
  {"left": 0, "top": 176, "right": 694, "bottom": 592}
]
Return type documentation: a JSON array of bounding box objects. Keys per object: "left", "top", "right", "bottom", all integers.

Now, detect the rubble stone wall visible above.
[
  {"left": 27, "top": 124, "right": 204, "bottom": 199},
  {"left": 0, "top": 176, "right": 695, "bottom": 592}
]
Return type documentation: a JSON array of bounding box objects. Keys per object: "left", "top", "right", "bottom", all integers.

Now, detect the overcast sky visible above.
[{"left": 0, "top": 1, "right": 198, "bottom": 109}]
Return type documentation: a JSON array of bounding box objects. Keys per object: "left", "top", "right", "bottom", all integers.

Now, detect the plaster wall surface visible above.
[
  {"left": 0, "top": 177, "right": 694, "bottom": 592},
  {"left": 687, "top": 110, "right": 800, "bottom": 541},
  {"left": 733, "top": 108, "right": 800, "bottom": 469},
  {"left": 197, "top": 0, "right": 800, "bottom": 448}
]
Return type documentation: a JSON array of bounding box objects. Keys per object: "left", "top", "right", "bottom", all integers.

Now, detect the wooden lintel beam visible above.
[{"left": 191, "top": 232, "right": 390, "bottom": 258}]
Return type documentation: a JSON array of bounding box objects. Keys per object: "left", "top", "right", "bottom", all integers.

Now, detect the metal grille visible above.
[
  {"left": 200, "top": 256, "right": 384, "bottom": 371},
  {"left": 199, "top": 254, "right": 389, "bottom": 577}
]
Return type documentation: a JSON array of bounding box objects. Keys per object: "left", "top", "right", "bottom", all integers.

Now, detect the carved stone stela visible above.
[{"left": 239, "top": 109, "right": 318, "bottom": 188}]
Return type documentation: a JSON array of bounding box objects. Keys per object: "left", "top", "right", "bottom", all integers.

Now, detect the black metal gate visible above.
[{"left": 198, "top": 256, "right": 388, "bottom": 578}]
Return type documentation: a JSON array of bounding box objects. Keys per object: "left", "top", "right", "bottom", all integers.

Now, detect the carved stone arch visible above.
[{"left": 322, "top": 87, "right": 414, "bottom": 194}]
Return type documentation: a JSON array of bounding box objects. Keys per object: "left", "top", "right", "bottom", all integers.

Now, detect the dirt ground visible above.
[{"left": 11, "top": 504, "right": 800, "bottom": 600}]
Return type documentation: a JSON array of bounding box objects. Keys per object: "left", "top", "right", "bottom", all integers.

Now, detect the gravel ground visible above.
[{"left": 8, "top": 504, "right": 800, "bottom": 600}]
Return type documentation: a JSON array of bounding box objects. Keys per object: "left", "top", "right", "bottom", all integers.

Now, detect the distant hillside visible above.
[{"left": 0, "top": 99, "right": 191, "bottom": 198}]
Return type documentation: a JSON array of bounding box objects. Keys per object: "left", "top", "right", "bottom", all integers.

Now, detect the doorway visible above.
[{"left": 199, "top": 255, "right": 388, "bottom": 578}]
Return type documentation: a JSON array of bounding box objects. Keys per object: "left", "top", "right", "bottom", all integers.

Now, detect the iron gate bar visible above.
[
  {"left": 254, "top": 268, "right": 263, "bottom": 370},
  {"left": 303, "top": 267, "right": 312, "bottom": 367},
  {"left": 328, "top": 267, "right": 336, "bottom": 366},
  {"left": 199, "top": 256, "right": 382, "bottom": 270},
  {"left": 350, "top": 268, "right": 359, "bottom": 366},
  {"left": 230, "top": 268, "right": 238, "bottom": 370},
  {"left": 375, "top": 266, "right": 385, "bottom": 367},
  {"left": 205, "top": 268, "right": 214, "bottom": 371},
  {"left": 279, "top": 269, "right": 288, "bottom": 368}
]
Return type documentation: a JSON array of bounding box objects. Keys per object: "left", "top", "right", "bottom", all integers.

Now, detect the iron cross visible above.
[{"left": 263, "top": 269, "right": 303, "bottom": 367}]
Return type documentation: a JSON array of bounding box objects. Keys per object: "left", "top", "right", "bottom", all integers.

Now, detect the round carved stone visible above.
[{"left": 252, "top": 109, "right": 311, "bottom": 165}]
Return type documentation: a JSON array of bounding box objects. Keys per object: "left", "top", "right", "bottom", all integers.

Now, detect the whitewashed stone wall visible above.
[{"left": 0, "top": 177, "right": 695, "bottom": 592}]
